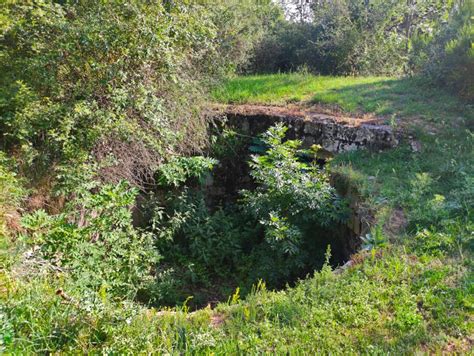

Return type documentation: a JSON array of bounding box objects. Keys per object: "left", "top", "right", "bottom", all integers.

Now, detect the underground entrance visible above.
[{"left": 137, "top": 109, "right": 392, "bottom": 309}]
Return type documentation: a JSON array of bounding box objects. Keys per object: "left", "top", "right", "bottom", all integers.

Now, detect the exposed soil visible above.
[
  {"left": 210, "top": 103, "right": 446, "bottom": 139},
  {"left": 210, "top": 103, "right": 386, "bottom": 127}
]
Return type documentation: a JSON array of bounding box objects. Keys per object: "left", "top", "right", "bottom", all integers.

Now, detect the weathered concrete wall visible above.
[
  {"left": 206, "top": 105, "right": 396, "bottom": 262},
  {"left": 213, "top": 106, "right": 399, "bottom": 154}
]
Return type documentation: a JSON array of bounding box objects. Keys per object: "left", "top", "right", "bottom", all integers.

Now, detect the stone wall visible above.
[
  {"left": 206, "top": 105, "right": 398, "bottom": 261},
  {"left": 213, "top": 106, "right": 399, "bottom": 154}
]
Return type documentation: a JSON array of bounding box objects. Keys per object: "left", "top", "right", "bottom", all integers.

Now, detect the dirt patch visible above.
[
  {"left": 384, "top": 208, "right": 408, "bottom": 237},
  {"left": 210, "top": 313, "right": 226, "bottom": 328},
  {"left": 210, "top": 103, "right": 386, "bottom": 127},
  {"left": 4, "top": 210, "right": 23, "bottom": 234}
]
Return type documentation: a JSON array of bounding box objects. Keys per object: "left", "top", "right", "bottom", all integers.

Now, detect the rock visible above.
[
  {"left": 212, "top": 105, "right": 401, "bottom": 154},
  {"left": 410, "top": 140, "right": 422, "bottom": 152}
]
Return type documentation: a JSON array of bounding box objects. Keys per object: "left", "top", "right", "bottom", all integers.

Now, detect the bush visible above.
[
  {"left": 156, "top": 156, "right": 218, "bottom": 187},
  {"left": 0, "top": 1, "right": 277, "bottom": 189},
  {"left": 412, "top": 1, "right": 473, "bottom": 101},
  {"left": 246, "top": 0, "right": 463, "bottom": 78},
  {"left": 149, "top": 189, "right": 259, "bottom": 305},
  {"left": 21, "top": 181, "right": 158, "bottom": 299},
  {"left": 241, "top": 124, "right": 347, "bottom": 258},
  {"left": 246, "top": 0, "right": 416, "bottom": 75},
  {"left": 146, "top": 124, "right": 349, "bottom": 303}
]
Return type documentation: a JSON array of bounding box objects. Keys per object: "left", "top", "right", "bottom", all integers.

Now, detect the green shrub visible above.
[
  {"left": 157, "top": 156, "right": 218, "bottom": 187},
  {"left": 246, "top": 0, "right": 454, "bottom": 76},
  {"left": 146, "top": 124, "right": 349, "bottom": 303},
  {"left": 241, "top": 124, "right": 347, "bottom": 258},
  {"left": 412, "top": 0, "right": 473, "bottom": 101},
  {"left": 0, "top": 1, "right": 276, "bottom": 188},
  {"left": 21, "top": 181, "right": 158, "bottom": 299},
  {"left": 149, "top": 189, "right": 258, "bottom": 305}
]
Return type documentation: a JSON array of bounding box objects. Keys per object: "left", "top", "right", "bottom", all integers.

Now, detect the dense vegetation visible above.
[
  {"left": 247, "top": 0, "right": 473, "bottom": 100},
  {"left": 148, "top": 124, "right": 348, "bottom": 306},
  {"left": 0, "top": 0, "right": 278, "bottom": 188},
  {"left": 1, "top": 0, "right": 472, "bottom": 353}
]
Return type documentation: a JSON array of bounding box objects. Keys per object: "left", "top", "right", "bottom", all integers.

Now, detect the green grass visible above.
[
  {"left": 212, "top": 73, "right": 472, "bottom": 123},
  {"left": 209, "top": 73, "right": 473, "bottom": 353},
  {"left": 1, "top": 74, "right": 473, "bottom": 353},
  {"left": 2, "top": 245, "right": 471, "bottom": 353}
]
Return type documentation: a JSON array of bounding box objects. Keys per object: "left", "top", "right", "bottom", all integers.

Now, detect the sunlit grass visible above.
[{"left": 212, "top": 73, "right": 472, "bottom": 122}]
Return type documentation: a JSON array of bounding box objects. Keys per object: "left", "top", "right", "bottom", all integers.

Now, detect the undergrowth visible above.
[
  {"left": 1, "top": 244, "right": 471, "bottom": 353},
  {"left": 147, "top": 124, "right": 347, "bottom": 307},
  {"left": 2, "top": 78, "right": 473, "bottom": 352},
  {"left": 1, "top": 1, "right": 472, "bottom": 353}
]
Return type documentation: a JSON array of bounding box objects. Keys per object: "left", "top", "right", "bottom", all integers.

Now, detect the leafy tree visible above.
[
  {"left": 247, "top": 0, "right": 458, "bottom": 76},
  {"left": 0, "top": 0, "right": 277, "bottom": 190},
  {"left": 242, "top": 123, "right": 347, "bottom": 262}
]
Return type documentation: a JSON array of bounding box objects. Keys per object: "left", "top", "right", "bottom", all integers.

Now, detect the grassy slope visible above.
[
  {"left": 212, "top": 73, "right": 468, "bottom": 123},
  {"left": 1, "top": 74, "right": 473, "bottom": 353}
]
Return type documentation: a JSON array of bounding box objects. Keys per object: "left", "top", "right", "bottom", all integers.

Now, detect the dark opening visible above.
[{"left": 138, "top": 122, "right": 359, "bottom": 309}]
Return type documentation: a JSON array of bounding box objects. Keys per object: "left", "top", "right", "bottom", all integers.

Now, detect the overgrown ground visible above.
[{"left": 1, "top": 74, "right": 473, "bottom": 353}]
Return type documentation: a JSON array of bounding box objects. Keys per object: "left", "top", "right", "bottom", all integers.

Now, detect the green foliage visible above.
[
  {"left": 247, "top": 0, "right": 454, "bottom": 76},
  {"left": 245, "top": 0, "right": 472, "bottom": 100},
  {"left": 206, "top": 0, "right": 283, "bottom": 75},
  {"left": 146, "top": 124, "right": 349, "bottom": 304},
  {"left": 242, "top": 124, "right": 347, "bottom": 256},
  {"left": 403, "top": 173, "right": 449, "bottom": 227},
  {"left": 149, "top": 190, "right": 258, "bottom": 305},
  {"left": 209, "top": 127, "right": 248, "bottom": 160},
  {"left": 411, "top": 219, "right": 473, "bottom": 258},
  {"left": 361, "top": 225, "right": 388, "bottom": 250},
  {"left": 0, "top": 1, "right": 197, "bottom": 185},
  {"left": 2, "top": 245, "right": 471, "bottom": 353},
  {"left": 21, "top": 181, "right": 158, "bottom": 299},
  {"left": 157, "top": 156, "right": 218, "bottom": 187},
  {"left": 0, "top": 1, "right": 472, "bottom": 353},
  {"left": 334, "top": 128, "right": 473, "bottom": 232},
  {"left": 0, "top": 102, "right": 472, "bottom": 353},
  {"left": 412, "top": 0, "right": 473, "bottom": 101},
  {"left": 0, "top": 0, "right": 275, "bottom": 187},
  {"left": 0, "top": 0, "right": 280, "bottom": 309}
]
